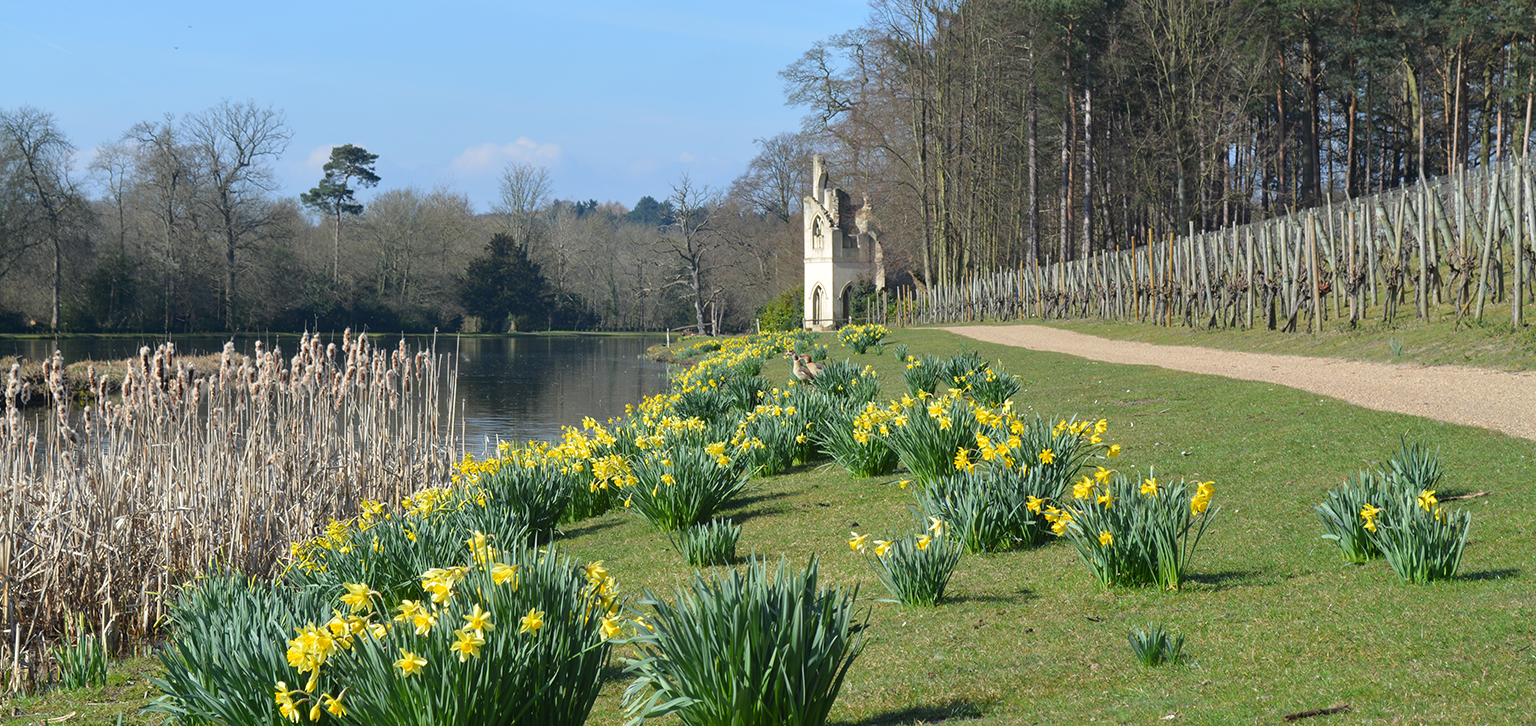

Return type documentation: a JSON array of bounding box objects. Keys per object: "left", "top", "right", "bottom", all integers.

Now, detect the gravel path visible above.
[{"left": 943, "top": 324, "right": 1536, "bottom": 442}]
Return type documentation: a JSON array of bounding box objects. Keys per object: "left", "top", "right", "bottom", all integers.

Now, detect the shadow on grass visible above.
[
  {"left": 719, "top": 491, "right": 795, "bottom": 525},
  {"left": 724, "top": 489, "right": 792, "bottom": 512},
  {"left": 1183, "top": 570, "right": 1268, "bottom": 591},
  {"left": 829, "top": 698, "right": 987, "bottom": 726},
  {"left": 598, "top": 662, "right": 629, "bottom": 684},
  {"left": 944, "top": 588, "right": 1036, "bottom": 605},
  {"left": 557, "top": 517, "right": 626, "bottom": 540},
  {"left": 1459, "top": 568, "right": 1519, "bottom": 581}
]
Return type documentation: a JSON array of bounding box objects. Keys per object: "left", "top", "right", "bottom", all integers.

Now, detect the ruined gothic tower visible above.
[{"left": 803, "top": 155, "right": 883, "bottom": 330}]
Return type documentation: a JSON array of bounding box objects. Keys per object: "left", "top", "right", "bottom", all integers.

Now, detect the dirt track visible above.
[{"left": 943, "top": 324, "right": 1536, "bottom": 442}]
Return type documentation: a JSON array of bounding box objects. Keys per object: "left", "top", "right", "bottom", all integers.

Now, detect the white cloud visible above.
[
  {"left": 306, "top": 144, "right": 340, "bottom": 172},
  {"left": 451, "top": 138, "right": 563, "bottom": 174}
]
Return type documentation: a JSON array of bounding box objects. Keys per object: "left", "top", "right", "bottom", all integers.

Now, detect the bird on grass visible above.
[{"left": 784, "top": 351, "right": 821, "bottom": 384}]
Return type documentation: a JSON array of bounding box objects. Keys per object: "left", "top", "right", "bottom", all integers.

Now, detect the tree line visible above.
[
  {"left": 0, "top": 103, "right": 811, "bottom": 334},
  {"left": 783, "top": 0, "right": 1536, "bottom": 289}
]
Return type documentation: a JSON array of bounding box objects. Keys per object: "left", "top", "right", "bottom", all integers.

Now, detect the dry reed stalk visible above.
[{"left": 0, "top": 331, "right": 459, "bottom": 690}]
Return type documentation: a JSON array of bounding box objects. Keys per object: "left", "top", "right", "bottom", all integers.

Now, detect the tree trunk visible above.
[{"left": 1081, "top": 58, "right": 1094, "bottom": 261}]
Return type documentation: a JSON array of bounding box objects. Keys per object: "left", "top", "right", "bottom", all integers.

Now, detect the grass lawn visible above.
[
  {"left": 10, "top": 327, "right": 1535, "bottom": 724},
  {"left": 995, "top": 300, "right": 1536, "bottom": 372}
]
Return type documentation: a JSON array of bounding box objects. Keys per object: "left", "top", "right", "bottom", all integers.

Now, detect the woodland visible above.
[{"left": 3, "top": 0, "right": 1534, "bottom": 333}]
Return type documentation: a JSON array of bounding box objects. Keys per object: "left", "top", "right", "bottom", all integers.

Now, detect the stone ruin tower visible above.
[{"left": 803, "top": 155, "right": 884, "bottom": 330}]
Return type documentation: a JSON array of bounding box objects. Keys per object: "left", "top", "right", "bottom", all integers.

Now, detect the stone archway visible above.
[
  {"left": 810, "top": 284, "right": 824, "bottom": 325},
  {"left": 839, "top": 283, "right": 853, "bottom": 326}
]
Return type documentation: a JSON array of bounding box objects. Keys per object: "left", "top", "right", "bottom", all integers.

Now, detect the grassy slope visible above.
[
  {"left": 12, "top": 328, "right": 1535, "bottom": 725},
  {"left": 1001, "top": 300, "right": 1536, "bottom": 371}
]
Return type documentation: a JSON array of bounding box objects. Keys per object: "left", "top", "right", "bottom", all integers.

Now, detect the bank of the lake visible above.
[{"left": 0, "top": 332, "right": 670, "bottom": 446}]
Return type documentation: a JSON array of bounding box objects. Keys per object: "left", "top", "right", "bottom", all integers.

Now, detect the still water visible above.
[{"left": 0, "top": 333, "right": 672, "bottom": 449}]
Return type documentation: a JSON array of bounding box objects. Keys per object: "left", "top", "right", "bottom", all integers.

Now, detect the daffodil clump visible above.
[
  {"left": 951, "top": 364, "right": 1023, "bottom": 408},
  {"left": 153, "top": 536, "right": 622, "bottom": 725},
  {"left": 1127, "top": 622, "right": 1185, "bottom": 666},
  {"left": 915, "top": 470, "right": 1033, "bottom": 553},
  {"left": 285, "top": 545, "right": 618, "bottom": 725},
  {"left": 622, "top": 557, "right": 863, "bottom": 726},
  {"left": 1369, "top": 486, "right": 1471, "bottom": 583},
  {"left": 675, "top": 517, "right": 741, "bottom": 567},
  {"left": 852, "top": 516, "right": 962, "bottom": 606},
  {"left": 626, "top": 442, "right": 753, "bottom": 531},
  {"left": 806, "top": 357, "right": 881, "bottom": 401},
  {"left": 880, "top": 389, "right": 980, "bottom": 484},
  {"left": 728, "top": 385, "right": 827, "bottom": 476},
  {"left": 1045, "top": 467, "right": 1217, "bottom": 590},
  {"left": 1315, "top": 440, "right": 1468, "bottom": 581},
  {"left": 939, "top": 349, "right": 988, "bottom": 385},
  {"left": 914, "top": 413, "right": 1116, "bottom": 552},
  {"left": 837, "top": 323, "right": 889, "bottom": 354},
  {"left": 816, "top": 400, "right": 900, "bottom": 478},
  {"left": 1315, "top": 468, "right": 1397, "bottom": 564},
  {"left": 286, "top": 486, "right": 530, "bottom": 605},
  {"left": 900, "top": 354, "right": 946, "bottom": 396}
]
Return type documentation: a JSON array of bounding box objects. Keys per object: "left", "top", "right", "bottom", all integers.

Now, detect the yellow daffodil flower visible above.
[
  {"left": 1107, "top": 444, "right": 1121, "bottom": 458},
  {"left": 916, "top": 535, "right": 931, "bottom": 550},
  {"left": 464, "top": 604, "right": 494, "bottom": 634},
  {"left": 1099, "top": 530, "right": 1113, "bottom": 547},
  {"left": 1416, "top": 489, "right": 1438, "bottom": 512},
  {"left": 492, "top": 563, "right": 520, "bottom": 588},
  {"left": 450, "top": 628, "right": 486, "bottom": 661},
  {"left": 927, "top": 517, "right": 948, "bottom": 538},
  {"left": 395, "top": 649, "right": 426, "bottom": 677},
  {"left": 601, "top": 615, "right": 623, "bottom": 640},
  {"left": 1073, "top": 476, "right": 1094, "bottom": 500},
  {"left": 1025, "top": 495, "right": 1044, "bottom": 514},
  {"left": 411, "top": 610, "right": 437, "bottom": 636},
  {"left": 274, "top": 682, "right": 301, "bottom": 723},
  {"left": 1097, "top": 492, "right": 1115, "bottom": 508},
  {"left": 339, "top": 582, "right": 377, "bottom": 613},
  {"left": 322, "top": 692, "right": 346, "bottom": 717},
  {"left": 1359, "top": 502, "right": 1382, "bottom": 532},
  {"left": 394, "top": 599, "right": 422, "bottom": 623},
  {"left": 1141, "top": 477, "right": 1159, "bottom": 497},
  {"left": 1191, "top": 481, "right": 1215, "bottom": 515},
  {"left": 849, "top": 532, "right": 871, "bottom": 552},
  {"left": 874, "top": 539, "right": 893, "bottom": 557},
  {"left": 1038, "top": 448, "right": 1055, "bottom": 465},
  {"left": 520, "top": 607, "right": 545, "bottom": 635}
]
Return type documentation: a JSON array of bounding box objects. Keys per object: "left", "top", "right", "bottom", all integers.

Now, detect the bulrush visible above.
[{"left": 0, "top": 330, "right": 459, "bottom": 688}]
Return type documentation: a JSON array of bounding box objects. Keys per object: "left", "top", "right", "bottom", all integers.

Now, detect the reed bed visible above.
[{"left": 0, "top": 331, "right": 458, "bottom": 690}]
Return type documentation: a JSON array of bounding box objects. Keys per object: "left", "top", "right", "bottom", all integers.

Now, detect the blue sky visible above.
[{"left": 2, "top": 1, "right": 868, "bottom": 211}]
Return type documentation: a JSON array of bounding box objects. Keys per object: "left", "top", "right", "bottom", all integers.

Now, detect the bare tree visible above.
[
  {"left": 358, "top": 185, "right": 477, "bottom": 309},
  {"left": 656, "top": 175, "right": 729, "bottom": 335},
  {"left": 124, "top": 116, "right": 197, "bottom": 330},
  {"left": 0, "top": 106, "right": 89, "bottom": 328},
  {"left": 88, "top": 141, "right": 136, "bottom": 258},
  {"left": 183, "top": 100, "right": 292, "bottom": 329},
  {"left": 493, "top": 162, "right": 552, "bottom": 248},
  {"left": 729, "top": 132, "right": 814, "bottom": 223}
]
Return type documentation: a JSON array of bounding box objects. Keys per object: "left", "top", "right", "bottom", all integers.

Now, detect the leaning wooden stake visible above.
[{"left": 1307, "top": 213, "right": 1321, "bottom": 333}]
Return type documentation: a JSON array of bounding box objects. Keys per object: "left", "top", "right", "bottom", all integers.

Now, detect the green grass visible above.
[
  {"left": 2, "top": 655, "right": 163, "bottom": 724},
  {"left": 997, "top": 299, "right": 1536, "bottom": 371},
  {"left": 14, "top": 327, "right": 1536, "bottom": 724}
]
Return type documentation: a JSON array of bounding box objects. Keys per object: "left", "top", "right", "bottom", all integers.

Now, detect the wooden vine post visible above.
[{"left": 1307, "top": 213, "right": 1321, "bottom": 333}]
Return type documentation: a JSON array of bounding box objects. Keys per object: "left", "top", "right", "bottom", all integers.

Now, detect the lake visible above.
[{"left": 0, "top": 333, "right": 673, "bottom": 449}]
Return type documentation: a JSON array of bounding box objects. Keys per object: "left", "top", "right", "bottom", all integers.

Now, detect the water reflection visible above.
[{"left": 0, "top": 333, "right": 671, "bottom": 449}]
